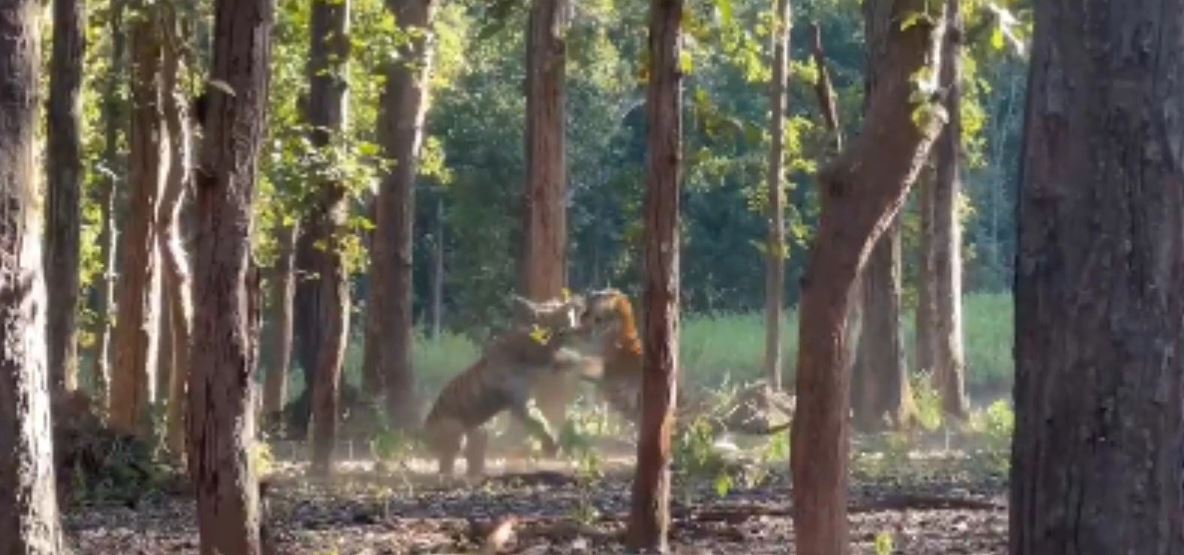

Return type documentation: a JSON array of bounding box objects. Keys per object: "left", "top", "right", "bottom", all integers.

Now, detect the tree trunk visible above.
[
  {"left": 762, "top": 0, "right": 790, "bottom": 391},
  {"left": 930, "top": 0, "right": 967, "bottom": 419},
  {"left": 160, "top": 19, "right": 193, "bottom": 457},
  {"left": 851, "top": 217, "right": 914, "bottom": 431},
  {"left": 93, "top": 0, "right": 125, "bottom": 414},
  {"left": 430, "top": 195, "right": 444, "bottom": 339},
  {"left": 365, "top": 0, "right": 437, "bottom": 430},
  {"left": 1009, "top": 1, "right": 1184, "bottom": 552},
  {"left": 789, "top": 0, "right": 944, "bottom": 551},
  {"left": 810, "top": 22, "right": 841, "bottom": 152},
  {"left": 914, "top": 165, "right": 937, "bottom": 378},
  {"left": 111, "top": 2, "right": 166, "bottom": 436},
  {"left": 0, "top": 1, "right": 66, "bottom": 549},
  {"left": 519, "top": 0, "right": 573, "bottom": 433},
  {"left": 627, "top": 0, "right": 681, "bottom": 549},
  {"left": 262, "top": 223, "right": 297, "bottom": 423},
  {"left": 187, "top": 0, "right": 273, "bottom": 549},
  {"left": 45, "top": 0, "right": 85, "bottom": 397},
  {"left": 306, "top": 0, "right": 351, "bottom": 478}
]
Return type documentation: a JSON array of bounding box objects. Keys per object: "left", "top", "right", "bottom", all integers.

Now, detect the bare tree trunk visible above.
[
  {"left": 520, "top": 0, "right": 573, "bottom": 432},
  {"left": 365, "top": 0, "right": 437, "bottom": 429},
  {"left": 930, "top": 0, "right": 968, "bottom": 419},
  {"left": 430, "top": 195, "right": 444, "bottom": 339},
  {"left": 1010, "top": 1, "right": 1184, "bottom": 552},
  {"left": 0, "top": 2, "right": 66, "bottom": 549},
  {"left": 160, "top": 15, "right": 193, "bottom": 456},
  {"left": 810, "top": 22, "right": 841, "bottom": 152},
  {"left": 187, "top": 0, "right": 273, "bottom": 549},
  {"left": 851, "top": 217, "right": 914, "bottom": 431},
  {"left": 45, "top": 0, "right": 85, "bottom": 397},
  {"left": 763, "top": 0, "right": 790, "bottom": 391},
  {"left": 306, "top": 0, "right": 351, "bottom": 478},
  {"left": 111, "top": 1, "right": 167, "bottom": 436},
  {"left": 789, "top": 0, "right": 944, "bottom": 551},
  {"left": 262, "top": 223, "right": 297, "bottom": 423},
  {"left": 914, "top": 165, "right": 937, "bottom": 378},
  {"left": 93, "top": 0, "right": 125, "bottom": 414},
  {"left": 627, "top": 0, "right": 681, "bottom": 549}
]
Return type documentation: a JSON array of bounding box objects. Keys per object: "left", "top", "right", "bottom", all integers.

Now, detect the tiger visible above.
[{"left": 420, "top": 294, "right": 594, "bottom": 476}]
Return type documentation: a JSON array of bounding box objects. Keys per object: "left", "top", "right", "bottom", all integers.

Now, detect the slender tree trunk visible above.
[
  {"left": 1010, "top": 1, "right": 1184, "bottom": 552},
  {"left": 365, "top": 0, "right": 437, "bottom": 429},
  {"left": 915, "top": 165, "right": 937, "bottom": 377},
  {"left": 262, "top": 223, "right": 297, "bottom": 423},
  {"left": 111, "top": 2, "right": 167, "bottom": 436},
  {"left": 851, "top": 217, "right": 914, "bottom": 431},
  {"left": 306, "top": 0, "right": 351, "bottom": 477},
  {"left": 810, "top": 22, "right": 841, "bottom": 152},
  {"left": 160, "top": 18, "right": 193, "bottom": 456},
  {"left": 93, "top": 0, "right": 125, "bottom": 414},
  {"left": 45, "top": 0, "right": 85, "bottom": 397},
  {"left": 789, "top": 0, "right": 944, "bottom": 551},
  {"left": 0, "top": 1, "right": 65, "bottom": 549},
  {"left": 930, "top": 0, "right": 968, "bottom": 419},
  {"left": 627, "top": 0, "right": 682, "bottom": 548},
  {"left": 763, "top": 0, "right": 790, "bottom": 391},
  {"left": 520, "top": 0, "right": 573, "bottom": 432},
  {"left": 187, "top": 0, "right": 273, "bottom": 550},
  {"left": 430, "top": 195, "right": 444, "bottom": 339}
]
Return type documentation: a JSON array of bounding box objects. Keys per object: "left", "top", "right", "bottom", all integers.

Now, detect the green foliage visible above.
[
  {"left": 968, "top": 399, "right": 1014, "bottom": 473},
  {"left": 874, "top": 531, "right": 895, "bottom": 555},
  {"left": 910, "top": 376, "right": 944, "bottom": 432}
]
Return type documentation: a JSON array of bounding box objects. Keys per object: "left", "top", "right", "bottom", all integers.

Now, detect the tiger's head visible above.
[
  {"left": 577, "top": 288, "right": 640, "bottom": 353},
  {"left": 510, "top": 292, "right": 587, "bottom": 338}
]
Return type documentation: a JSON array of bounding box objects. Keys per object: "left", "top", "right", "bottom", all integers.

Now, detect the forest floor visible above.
[{"left": 64, "top": 435, "right": 1010, "bottom": 554}]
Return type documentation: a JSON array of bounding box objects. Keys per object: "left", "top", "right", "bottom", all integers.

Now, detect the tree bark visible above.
[
  {"left": 111, "top": 2, "right": 166, "bottom": 436},
  {"left": 763, "top": 0, "right": 790, "bottom": 391},
  {"left": 45, "top": 0, "right": 85, "bottom": 397},
  {"left": 430, "top": 195, "right": 444, "bottom": 339},
  {"left": 365, "top": 0, "right": 437, "bottom": 429},
  {"left": 1009, "top": 1, "right": 1184, "bottom": 552},
  {"left": 789, "top": 0, "right": 944, "bottom": 551},
  {"left": 187, "top": 0, "right": 273, "bottom": 549},
  {"left": 930, "top": 0, "right": 968, "bottom": 419},
  {"left": 262, "top": 223, "right": 297, "bottom": 423},
  {"left": 915, "top": 165, "right": 937, "bottom": 378},
  {"left": 851, "top": 217, "right": 914, "bottom": 431},
  {"left": 520, "top": 0, "right": 574, "bottom": 432},
  {"left": 810, "top": 22, "right": 841, "bottom": 152},
  {"left": 160, "top": 15, "right": 193, "bottom": 457},
  {"left": 627, "top": 0, "right": 681, "bottom": 549},
  {"left": 306, "top": 0, "right": 351, "bottom": 478},
  {"left": 93, "top": 0, "right": 125, "bottom": 414},
  {"left": 0, "top": 1, "right": 66, "bottom": 549}
]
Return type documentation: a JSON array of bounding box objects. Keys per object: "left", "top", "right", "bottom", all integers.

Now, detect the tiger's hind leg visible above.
[
  {"left": 428, "top": 420, "right": 464, "bottom": 476},
  {"left": 464, "top": 428, "right": 489, "bottom": 477}
]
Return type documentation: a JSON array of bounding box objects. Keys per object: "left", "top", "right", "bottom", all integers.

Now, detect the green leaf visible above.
[{"left": 990, "top": 27, "right": 1005, "bottom": 50}]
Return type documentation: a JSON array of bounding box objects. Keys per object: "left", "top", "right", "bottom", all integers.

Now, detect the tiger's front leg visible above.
[{"left": 509, "top": 403, "right": 559, "bottom": 457}]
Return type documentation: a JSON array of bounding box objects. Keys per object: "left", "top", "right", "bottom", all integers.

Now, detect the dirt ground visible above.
[{"left": 64, "top": 449, "right": 1008, "bottom": 554}]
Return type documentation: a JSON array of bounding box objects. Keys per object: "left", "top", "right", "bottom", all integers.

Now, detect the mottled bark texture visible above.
[
  {"left": 627, "top": 0, "right": 681, "bottom": 549},
  {"left": 763, "top": 0, "right": 789, "bottom": 391},
  {"left": 519, "top": 0, "right": 574, "bottom": 430},
  {"left": 187, "top": 0, "right": 274, "bottom": 550},
  {"left": 45, "top": 0, "right": 86, "bottom": 397},
  {"left": 262, "top": 224, "right": 297, "bottom": 423},
  {"left": 914, "top": 165, "right": 937, "bottom": 379},
  {"left": 306, "top": 0, "right": 351, "bottom": 477},
  {"left": 111, "top": 1, "right": 166, "bottom": 436},
  {"left": 365, "top": 0, "right": 437, "bottom": 429},
  {"left": 0, "top": 0, "right": 66, "bottom": 550},
  {"left": 930, "top": 0, "right": 968, "bottom": 419},
  {"left": 1009, "top": 1, "right": 1184, "bottom": 553},
  {"left": 789, "top": 0, "right": 944, "bottom": 552}
]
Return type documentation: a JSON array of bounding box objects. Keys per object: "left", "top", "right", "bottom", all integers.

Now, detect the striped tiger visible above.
[
  {"left": 571, "top": 288, "right": 645, "bottom": 422},
  {"left": 420, "top": 294, "right": 591, "bottom": 476}
]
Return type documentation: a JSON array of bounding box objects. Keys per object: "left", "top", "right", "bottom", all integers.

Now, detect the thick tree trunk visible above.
[
  {"left": 627, "top": 0, "right": 681, "bottom": 549},
  {"left": 930, "top": 0, "right": 967, "bottom": 419},
  {"left": 306, "top": 0, "right": 351, "bottom": 477},
  {"left": 93, "top": 0, "right": 125, "bottom": 413},
  {"left": 187, "top": 0, "right": 273, "bottom": 549},
  {"left": 111, "top": 3, "right": 166, "bottom": 436},
  {"left": 0, "top": 2, "right": 65, "bottom": 549},
  {"left": 262, "top": 224, "right": 297, "bottom": 423},
  {"left": 365, "top": 0, "right": 436, "bottom": 429},
  {"left": 914, "top": 166, "right": 937, "bottom": 378},
  {"left": 763, "top": 0, "right": 789, "bottom": 391},
  {"left": 1009, "top": 1, "right": 1184, "bottom": 552},
  {"left": 520, "top": 0, "right": 573, "bottom": 431},
  {"left": 45, "top": 0, "right": 85, "bottom": 397},
  {"left": 789, "top": 0, "right": 944, "bottom": 551},
  {"left": 851, "top": 218, "right": 914, "bottom": 431},
  {"left": 160, "top": 24, "right": 193, "bottom": 457}
]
